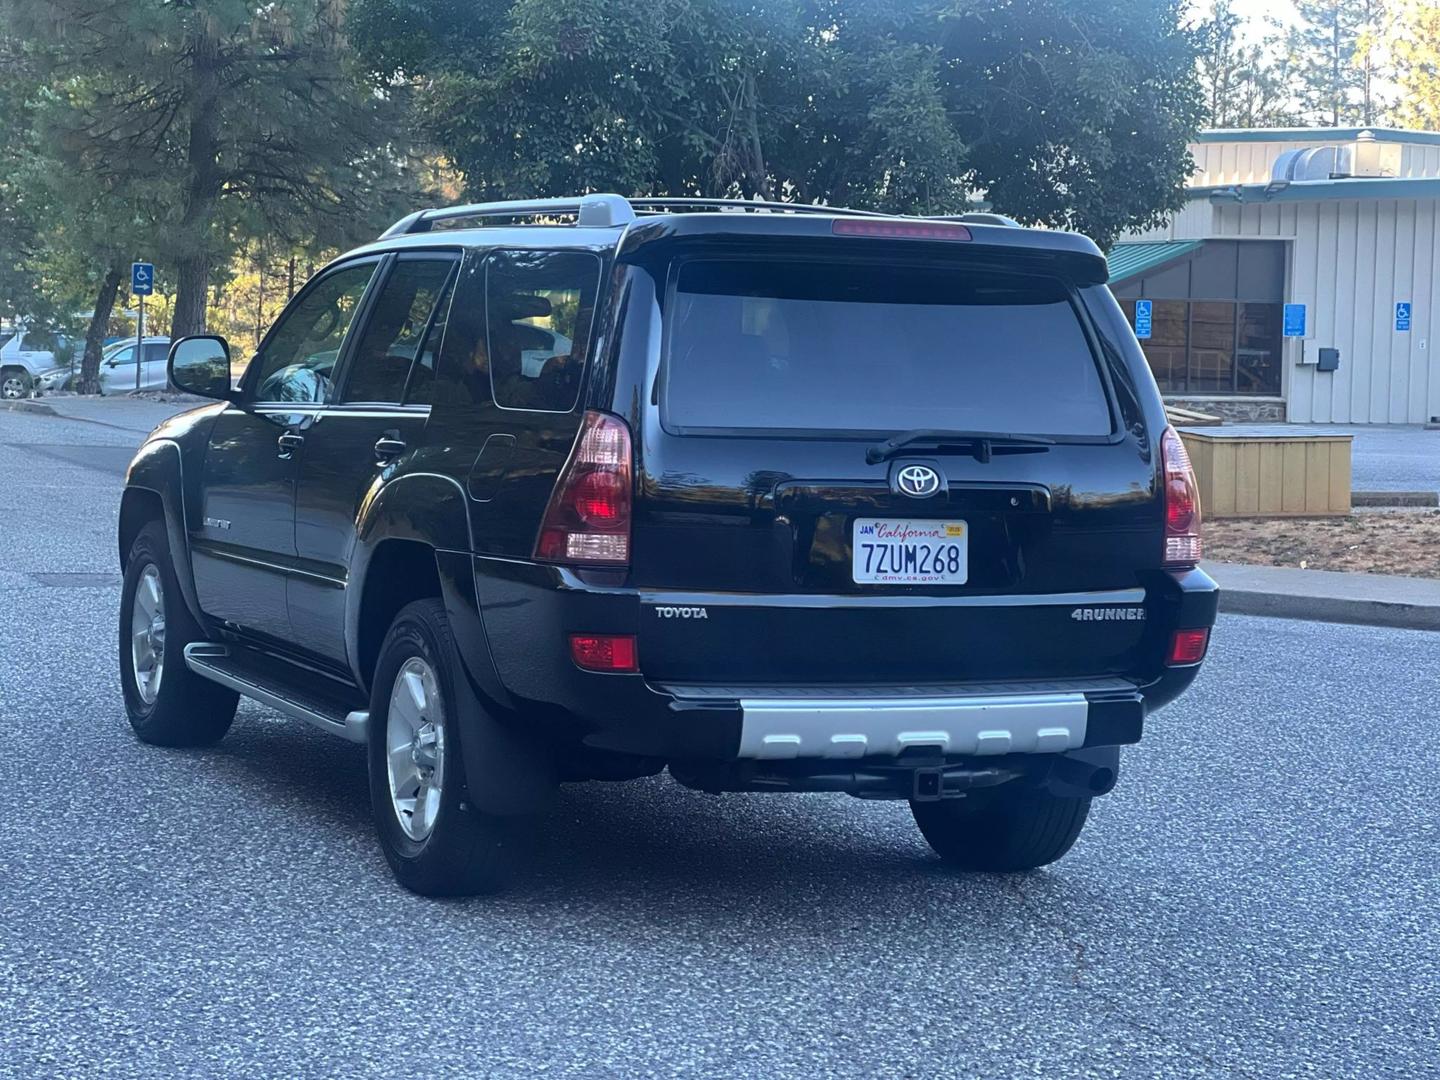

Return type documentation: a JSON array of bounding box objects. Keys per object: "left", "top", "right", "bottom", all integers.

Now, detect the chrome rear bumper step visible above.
[
  {"left": 183, "top": 642, "right": 369, "bottom": 744},
  {"left": 737, "top": 692, "right": 1089, "bottom": 760}
]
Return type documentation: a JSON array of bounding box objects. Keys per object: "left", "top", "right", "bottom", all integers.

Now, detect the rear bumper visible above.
[{"left": 469, "top": 556, "right": 1217, "bottom": 763}]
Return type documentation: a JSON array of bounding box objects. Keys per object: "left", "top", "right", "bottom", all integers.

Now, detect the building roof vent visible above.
[{"left": 1271, "top": 146, "right": 1353, "bottom": 183}]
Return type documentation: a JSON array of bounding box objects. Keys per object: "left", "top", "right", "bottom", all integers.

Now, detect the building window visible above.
[
  {"left": 1119, "top": 298, "right": 1282, "bottom": 396},
  {"left": 1236, "top": 303, "right": 1282, "bottom": 394},
  {"left": 1188, "top": 301, "right": 1237, "bottom": 393},
  {"left": 1144, "top": 300, "right": 1189, "bottom": 390},
  {"left": 1112, "top": 240, "right": 1286, "bottom": 397}
]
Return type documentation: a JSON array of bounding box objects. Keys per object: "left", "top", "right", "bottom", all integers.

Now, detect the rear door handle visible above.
[
  {"left": 277, "top": 432, "right": 304, "bottom": 458},
  {"left": 374, "top": 434, "right": 406, "bottom": 462}
]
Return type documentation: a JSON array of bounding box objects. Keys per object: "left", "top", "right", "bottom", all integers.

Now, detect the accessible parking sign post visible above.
[{"left": 131, "top": 262, "right": 154, "bottom": 392}]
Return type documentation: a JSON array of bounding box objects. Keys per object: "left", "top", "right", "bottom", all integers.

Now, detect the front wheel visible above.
[
  {"left": 367, "top": 599, "right": 526, "bottom": 896},
  {"left": 119, "top": 520, "right": 238, "bottom": 746},
  {"left": 910, "top": 784, "right": 1091, "bottom": 872},
  {"left": 1, "top": 368, "right": 31, "bottom": 400}
]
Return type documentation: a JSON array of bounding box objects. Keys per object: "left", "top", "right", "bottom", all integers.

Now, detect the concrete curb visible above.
[
  {"left": 1352, "top": 489, "right": 1439, "bottom": 507},
  {"left": 0, "top": 398, "right": 58, "bottom": 418},
  {"left": 1206, "top": 561, "right": 1440, "bottom": 632}
]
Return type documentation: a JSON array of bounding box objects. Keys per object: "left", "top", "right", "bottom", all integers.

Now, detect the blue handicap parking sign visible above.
[
  {"left": 1133, "top": 299, "right": 1152, "bottom": 340},
  {"left": 1283, "top": 303, "right": 1306, "bottom": 337},
  {"left": 131, "top": 262, "right": 155, "bottom": 296},
  {"left": 1396, "top": 301, "right": 1412, "bottom": 332}
]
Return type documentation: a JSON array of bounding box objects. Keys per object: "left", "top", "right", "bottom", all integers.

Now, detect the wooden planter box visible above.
[{"left": 1179, "top": 428, "right": 1352, "bottom": 518}]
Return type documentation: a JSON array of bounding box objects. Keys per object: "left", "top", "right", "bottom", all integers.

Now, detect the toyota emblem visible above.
[{"left": 896, "top": 464, "right": 941, "bottom": 498}]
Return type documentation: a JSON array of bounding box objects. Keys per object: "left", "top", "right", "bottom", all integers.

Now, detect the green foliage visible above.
[
  {"left": 1386, "top": 0, "right": 1440, "bottom": 130},
  {"left": 351, "top": 0, "right": 1204, "bottom": 245}
]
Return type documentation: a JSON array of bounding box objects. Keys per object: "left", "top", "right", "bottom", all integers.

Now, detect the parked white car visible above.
[
  {"left": 0, "top": 328, "right": 67, "bottom": 399},
  {"left": 97, "top": 337, "right": 172, "bottom": 394},
  {"left": 32, "top": 337, "right": 173, "bottom": 395}
]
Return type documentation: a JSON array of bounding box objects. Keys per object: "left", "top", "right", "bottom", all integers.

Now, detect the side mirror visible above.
[{"left": 168, "top": 335, "right": 235, "bottom": 401}]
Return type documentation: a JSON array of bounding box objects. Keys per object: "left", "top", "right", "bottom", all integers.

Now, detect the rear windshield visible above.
[{"left": 662, "top": 258, "right": 1113, "bottom": 437}]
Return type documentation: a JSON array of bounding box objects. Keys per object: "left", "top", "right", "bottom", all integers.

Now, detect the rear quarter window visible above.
[
  {"left": 662, "top": 258, "right": 1114, "bottom": 437},
  {"left": 487, "top": 250, "right": 602, "bottom": 412}
]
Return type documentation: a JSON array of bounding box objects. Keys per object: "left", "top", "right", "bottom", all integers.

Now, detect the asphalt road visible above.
[{"left": 1, "top": 407, "right": 1437, "bottom": 1079}]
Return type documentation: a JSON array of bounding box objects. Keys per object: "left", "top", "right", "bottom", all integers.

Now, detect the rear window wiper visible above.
[{"left": 866, "top": 428, "right": 1055, "bottom": 465}]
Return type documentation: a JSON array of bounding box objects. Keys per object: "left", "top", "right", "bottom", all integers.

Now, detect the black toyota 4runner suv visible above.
[{"left": 118, "top": 195, "right": 1217, "bottom": 895}]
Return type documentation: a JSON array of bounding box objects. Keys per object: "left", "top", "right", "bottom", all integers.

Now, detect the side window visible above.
[
  {"left": 342, "top": 258, "right": 457, "bottom": 405},
  {"left": 404, "top": 270, "right": 456, "bottom": 406},
  {"left": 144, "top": 343, "right": 170, "bottom": 364},
  {"left": 487, "top": 250, "right": 601, "bottom": 412},
  {"left": 108, "top": 345, "right": 137, "bottom": 366},
  {"left": 250, "top": 263, "right": 375, "bottom": 404}
]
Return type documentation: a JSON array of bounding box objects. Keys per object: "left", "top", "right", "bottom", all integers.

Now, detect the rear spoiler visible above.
[{"left": 618, "top": 215, "right": 1109, "bottom": 286}]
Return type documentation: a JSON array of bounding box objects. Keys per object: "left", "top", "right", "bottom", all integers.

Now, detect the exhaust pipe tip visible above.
[{"left": 1088, "top": 767, "right": 1117, "bottom": 795}]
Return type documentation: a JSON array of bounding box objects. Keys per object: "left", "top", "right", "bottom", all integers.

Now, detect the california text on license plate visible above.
[{"left": 852, "top": 519, "right": 968, "bottom": 584}]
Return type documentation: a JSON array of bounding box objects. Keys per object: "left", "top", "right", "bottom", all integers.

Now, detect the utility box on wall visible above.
[
  {"left": 1179, "top": 429, "right": 1352, "bottom": 518},
  {"left": 1316, "top": 347, "right": 1341, "bottom": 372}
]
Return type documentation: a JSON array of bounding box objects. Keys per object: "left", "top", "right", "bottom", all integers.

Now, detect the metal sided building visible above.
[{"left": 1111, "top": 128, "right": 1440, "bottom": 424}]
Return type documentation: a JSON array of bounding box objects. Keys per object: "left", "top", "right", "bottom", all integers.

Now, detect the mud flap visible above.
[{"left": 451, "top": 656, "right": 559, "bottom": 816}]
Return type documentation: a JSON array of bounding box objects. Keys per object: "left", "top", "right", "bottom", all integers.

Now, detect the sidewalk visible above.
[
  {"left": 0, "top": 394, "right": 198, "bottom": 434},
  {"left": 1205, "top": 560, "right": 1440, "bottom": 631}
]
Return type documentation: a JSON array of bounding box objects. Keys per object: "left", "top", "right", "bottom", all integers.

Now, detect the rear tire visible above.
[
  {"left": 119, "top": 520, "right": 238, "bottom": 746},
  {"left": 910, "top": 784, "right": 1091, "bottom": 872},
  {"left": 367, "top": 599, "right": 525, "bottom": 896}
]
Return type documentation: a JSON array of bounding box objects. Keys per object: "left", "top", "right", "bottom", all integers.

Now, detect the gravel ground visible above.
[
  {"left": 1, "top": 410, "right": 1438, "bottom": 1079},
  {"left": 1207, "top": 511, "right": 1440, "bottom": 578}
]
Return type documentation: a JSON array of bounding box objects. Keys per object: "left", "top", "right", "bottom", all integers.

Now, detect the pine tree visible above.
[
  {"left": 1284, "top": 0, "right": 1385, "bottom": 126},
  {"left": 1195, "top": 1, "right": 1298, "bottom": 128},
  {"left": 2, "top": 1, "right": 417, "bottom": 338}
]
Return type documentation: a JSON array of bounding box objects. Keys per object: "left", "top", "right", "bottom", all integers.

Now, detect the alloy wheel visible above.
[
  {"left": 386, "top": 656, "right": 447, "bottom": 842},
  {"left": 129, "top": 564, "right": 166, "bottom": 705}
]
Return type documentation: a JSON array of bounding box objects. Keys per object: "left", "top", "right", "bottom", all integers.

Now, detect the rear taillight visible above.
[
  {"left": 535, "top": 411, "right": 633, "bottom": 566},
  {"left": 569, "top": 633, "right": 638, "bottom": 673},
  {"left": 1166, "top": 628, "right": 1210, "bottom": 666},
  {"left": 1162, "top": 426, "right": 1202, "bottom": 567}
]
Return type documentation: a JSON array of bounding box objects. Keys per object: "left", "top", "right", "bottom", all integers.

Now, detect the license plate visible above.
[{"left": 852, "top": 518, "right": 968, "bottom": 585}]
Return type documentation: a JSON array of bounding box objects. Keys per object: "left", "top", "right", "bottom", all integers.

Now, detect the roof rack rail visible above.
[
  {"left": 376, "top": 194, "right": 1012, "bottom": 240},
  {"left": 379, "top": 193, "right": 636, "bottom": 238},
  {"left": 628, "top": 197, "right": 892, "bottom": 218}
]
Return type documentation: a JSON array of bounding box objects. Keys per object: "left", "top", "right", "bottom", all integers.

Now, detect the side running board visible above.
[{"left": 183, "top": 642, "right": 370, "bottom": 744}]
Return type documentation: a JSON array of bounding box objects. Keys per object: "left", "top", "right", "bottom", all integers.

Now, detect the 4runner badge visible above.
[
  {"left": 1071, "top": 607, "right": 1146, "bottom": 622},
  {"left": 654, "top": 606, "right": 708, "bottom": 619}
]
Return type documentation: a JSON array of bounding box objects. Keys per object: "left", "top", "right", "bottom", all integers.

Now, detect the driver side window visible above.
[{"left": 249, "top": 263, "right": 376, "bottom": 403}]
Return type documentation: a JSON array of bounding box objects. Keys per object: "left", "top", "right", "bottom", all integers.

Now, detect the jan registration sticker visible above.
[{"left": 852, "top": 519, "right": 968, "bottom": 585}]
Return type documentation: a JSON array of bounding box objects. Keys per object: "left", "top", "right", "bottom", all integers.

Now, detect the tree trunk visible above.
[
  {"left": 742, "top": 74, "right": 774, "bottom": 201},
  {"left": 171, "top": 252, "right": 212, "bottom": 338},
  {"left": 77, "top": 264, "right": 124, "bottom": 395},
  {"left": 255, "top": 249, "right": 265, "bottom": 348},
  {"left": 170, "top": 31, "right": 224, "bottom": 338}
]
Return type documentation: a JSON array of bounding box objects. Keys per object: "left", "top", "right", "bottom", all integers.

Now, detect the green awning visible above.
[{"left": 1107, "top": 240, "right": 1203, "bottom": 284}]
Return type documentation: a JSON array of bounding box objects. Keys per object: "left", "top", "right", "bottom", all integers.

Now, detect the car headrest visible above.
[{"left": 494, "top": 293, "right": 552, "bottom": 320}]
